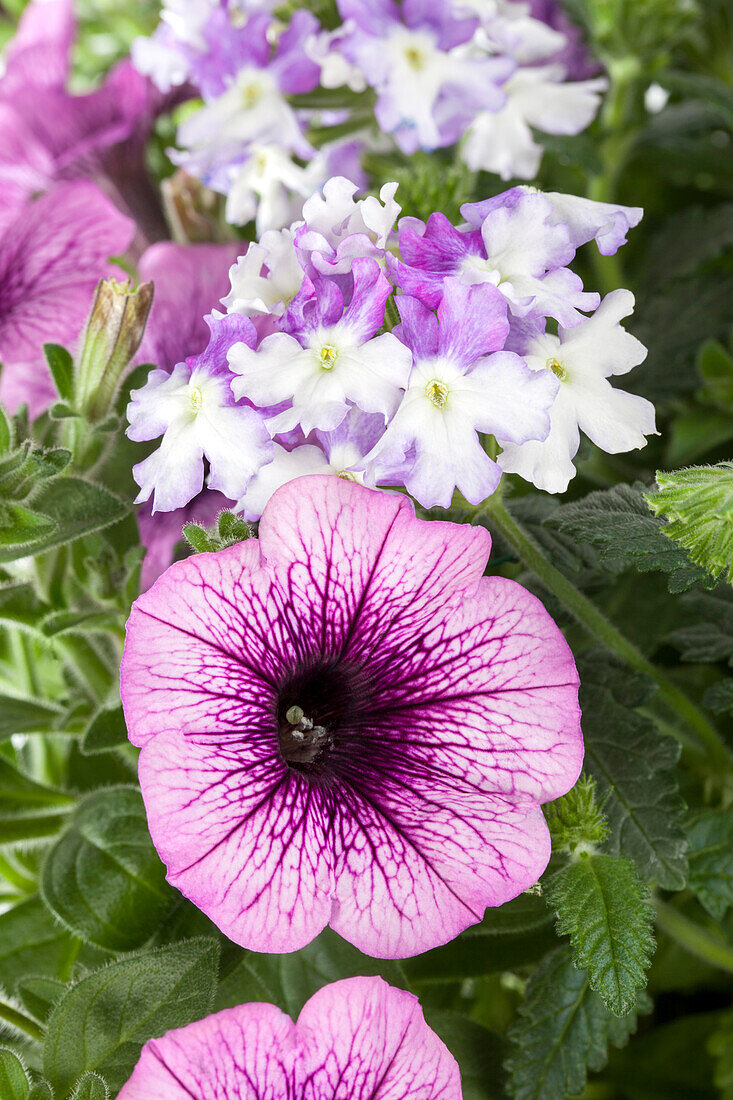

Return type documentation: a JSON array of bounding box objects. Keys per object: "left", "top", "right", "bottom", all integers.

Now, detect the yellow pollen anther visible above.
[
  {"left": 547, "top": 357, "right": 567, "bottom": 381},
  {"left": 425, "top": 379, "right": 449, "bottom": 408},
  {"left": 286, "top": 705, "right": 304, "bottom": 725},
  {"left": 337, "top": 470, "right": 358, "bottom": 481},
  {"left": 190, "top": 385, "right": 203, "bottom": 412},
  {"left": 319, "top": 345, "right": 338, "bottom": 370},
  {"left": 241, "top": 82, "right": 262, "bottom": 109},
  {"left": 404, "top": 46, "right": 426, "bottom": 70}
]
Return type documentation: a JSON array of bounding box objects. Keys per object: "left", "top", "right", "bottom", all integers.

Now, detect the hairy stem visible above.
[{"left": 478, "top": 498, "right": 731, "bottom": 773}]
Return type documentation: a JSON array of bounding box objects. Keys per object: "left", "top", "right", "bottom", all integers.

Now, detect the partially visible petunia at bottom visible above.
[
  {"left": 118, "top": 976, "right": 461, "bottom": 1099},
  {"left": 121, "top": 475, "right": 582, "bottom": 958}
]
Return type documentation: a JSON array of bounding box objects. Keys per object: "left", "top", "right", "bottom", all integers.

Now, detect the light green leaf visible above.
[
  {"left": 548, "top": 483, "right": 708, "bottom": 593},
  {"left": 685, "top": 810, "right": 733, "bottom": 921},
  {"left": 71, "top": 1073, "right": 109, "bottom": 1100},
  {"left": 547, "top": 854, "right": 655, "bottom": 1016},
  {"left": 647, "top": 463, "right": 733, "bottom": 584},
  {"left": 43, "top": 345, "right": 74, "bottom": 403},
  {"left": 0, "top": 478, "right": 129, "bottom": 564},
  {"left": 505, "top": 947, "right": 650, "bottom": 1100},
  {"left": 0, "top": 1049, "right": 30, "bottom": 1100},
  {"left": 0, "top": 695, "right": 62, "bottom": 740},
  {"left": 41, "top": 786, "right": 173, "bottom": 952},
  {"left": 0, "top": 755, "right": 74, "bottom": 846},
  {"left": 43, "top": 938, "right": 219, "bottom": 1096}
]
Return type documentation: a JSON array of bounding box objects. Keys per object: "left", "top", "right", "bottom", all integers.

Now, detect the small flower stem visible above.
[
  {"left": 0, "top": 998, "right": 44, "bottom": 1042},
  {"left": 478, "top": 498, "right": 731, "bottom": 773},
  {"left": 655, "top": 899, "right": 733, "bottom": 975}
]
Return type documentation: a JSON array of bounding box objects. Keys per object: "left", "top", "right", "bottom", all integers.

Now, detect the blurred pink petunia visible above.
[
  {"left": 118, "top": 976, "right": 461, "bottom": 1099},
  {"left": 136, "top": 241, "right": 243, "bottom": 372},
  {"left": 0, "top": 182, "right": 134, "bottom": 416},
  {"left": 121, "top": 475, "right": 582, "bottom": 958}
]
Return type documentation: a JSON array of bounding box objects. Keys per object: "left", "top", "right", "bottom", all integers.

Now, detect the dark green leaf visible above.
[
  {"left": 41, "top": 786, "right": 173, "bottom": 952},
  {"left": 16, "top": 977, "right": 66, "bottom": 1026},
  {"left": 685, "top": 810, "right": 733, "bottom": 920},
  {"left": 0, "top": 504, "right": 56, "bottom": 548},
  {"left": 0, "top": 754, "right": 74, "bottom": 845},
  {"left": 505, "top": 947, "right": 649, "bottom": 1100},
  {"left": 0, "top": 898, "right": 74, "bottom": 991},
  {"left": 40, "top": 609, "right": 120, "bottom": 638},
  {"left": 0, "top": 478, "right": 130, "bottom": 564},
  {"left": 43, "top": 344, "right": 74, "bottom": 402},
  {"left": 579, "top": 674, "right": 688, "bottom": 890},
  {"left": 548, "top": 483, "right": 708, "bottom": 593},
  {"left": 658, "top": 71, "right": 733, "bottom": 126},
  {"left": 405, "top": 923, "right": 557, "bottom": 985},
  {"left": 709, "top": 1009, "right": 733, "bottom": 1100},
  {"left": 71, "top": 1074, "right": 109, "bottom": 1100},
  {"left": 0, "top": 583, "right": 47, "bottom": 634},
  {"left": 669, "top": 587, "right": 733, "bottom": 663},
  {"left": 426, "top": 1011, "right": 506, "bottom": 1100},
  {"left": 703, "top": 678, "right": 733, "bottom": 714},
  {"left": 0, "top": 1049, "right": 30, "bottom": 1100},
  {"left": 80, "top": 706, "right": 128, "bottom": 755},
  {"left": 0, "top": 695, "right": 62, "bottom": 740},
  {"left": 43, "top": 938, "right": 220, "bottom": 1096},
  {"left": 547, "top": 854, "right": 655, "bottom": 1015}
]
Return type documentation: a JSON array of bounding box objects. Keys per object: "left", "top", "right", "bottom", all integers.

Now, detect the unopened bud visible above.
[
  {"left": 76, "top": 278, "right": 154, "bottom": 423},
  {"left": 162, "top": 170, "right": 227, "bottom": 243}
]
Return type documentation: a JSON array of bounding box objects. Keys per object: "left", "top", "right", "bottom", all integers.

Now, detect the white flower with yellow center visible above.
[{"left": 498, "top": 290, "right": 656, "bottom": 493}]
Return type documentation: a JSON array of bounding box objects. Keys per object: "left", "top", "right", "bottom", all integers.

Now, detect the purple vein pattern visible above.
[
  {"left": 121, "top": 475, "right": 582, "bottom": 957},
  {"left": 118, "top": 976, "right": 461, "bottom": 1100}
]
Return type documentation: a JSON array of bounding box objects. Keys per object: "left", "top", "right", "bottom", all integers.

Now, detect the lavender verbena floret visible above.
[
  {"left": 121, "top": 474, "right": 583, "bottom": 956},
  {"left": 131, "top": 0, "right": 605, "bottom": 229},
  {"left": 118, "top": 977, "right": 461, "bottom": 1098}
]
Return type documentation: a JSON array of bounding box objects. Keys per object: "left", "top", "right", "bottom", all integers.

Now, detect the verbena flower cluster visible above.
[
  {"left": 128, "top": 176, "right": 656, "bottom": 514},
  {"left": 132, "top": 0, "right": 607, "bottom": 232}
]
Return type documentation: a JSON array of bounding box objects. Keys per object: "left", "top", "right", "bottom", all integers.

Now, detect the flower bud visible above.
[
  {"left": 161, "top": 170, "right": 227, "bottom": 244},
  {"left": 76, "top": 278, "right": 153, "bottom": 423}
]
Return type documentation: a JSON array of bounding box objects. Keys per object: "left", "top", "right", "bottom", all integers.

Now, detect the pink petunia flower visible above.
[
  {"left": 0, "top": 181, "right": 135, "bottom": 417},
  {"left": 121, "top": 475, "right": 582, "bottom": 958},
  {"left": 118, "top": 976, "right": 461, "bottom": 1099}
]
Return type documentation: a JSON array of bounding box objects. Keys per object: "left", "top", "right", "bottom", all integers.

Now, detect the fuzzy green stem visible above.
[
  {"left": 478, "top": 498, "right": 731, "bottom": 772},
  {"left": 0, "top": 998, "right": 44, "bottom": 1042},
  {"left": 655, "top": 900, "right": 733, "bottom": 974}
]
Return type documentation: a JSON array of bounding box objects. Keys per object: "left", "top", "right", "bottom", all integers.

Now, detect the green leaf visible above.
[
  {"left": 697, "top": 338, "right": 733, "bottom": 412},
  {"left": 0, "top": 583, "right": 47, "bottom": 634},
  {"left": 181, "top": 522, "right": 216, "bottom": 554},
  {"left": 27, "top": 1083, "right": 53, "bottom": 1100},
  {"left": 658, "top": 71, "right": 733, "bottom": 126},
  {"left": 218, "top": 927, "right": 408, "bottom": 1017},
  {"left": 43, "top": 345, "right": 74, "bottom": 403},
  {"left": 0, "top": 406, "right": 11, "bottom": 454},
  {"left": 0, "top": 755, "right": 74, "bottom": 845},
  {"left": 709, "top": 1009, "right": 733, "bottom": 1100},
  {"left": 0, "top": 695, "right": 62, "bottom": 740},
  {"left": 0, "top": 478, "right": 130, "bottom": 564},
  {"left": 548, "top": 483, "right": 708, "bottom": 593},
  {"left": 71, "top": 1073, "right": 109, "bottom": 1100},
  {"left": 703, "top": 678, "right": 733, "bottom": 714},
  {"left": 547, "top": 854, "right": 654, "bottom": 1016},
  {"left": 425, "top": 1011, "right": 506, "bottom": 1100},
  {"left": 0, "top": 1049, "right": 30, "bottom": 1100},
  {"left": 39, "top": 609, "right": 120, "bottom": 638},
  {"left": 668, "top": 586, "right": 733, "bottom": 663},
  {"left": 16, "top": 977, "right": 66, "bottom": 1026},
  {"left": 80, "top": 706, "right": 128, "bottom": 756},
  {"left": 505, "top": 947, "right": 649, "bottom": 1100},
  {"left": 579, "top": 661, "right": 689, "bottom": 891},
  {"left": 685, "top": 810, "right": 733, "bottom": 921},
  {"left": 41, "top": 786, "right": 173, "bottom": 952},
  {"left": 43, "top": 938, "right": 220, "bottom": 1096},
  {"left": 0, "top": 898, "right": 75, "bottom": 991},
  {"left": 646, "top": 463, "right": 733, "bottom": 584},
  {"left": 0, "top": 504, "right": 56, "bottom": 548}
]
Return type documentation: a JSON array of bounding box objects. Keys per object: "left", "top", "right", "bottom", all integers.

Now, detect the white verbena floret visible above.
[{"left": 498, "top": 290, "right": 657, "bottom": 494}]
